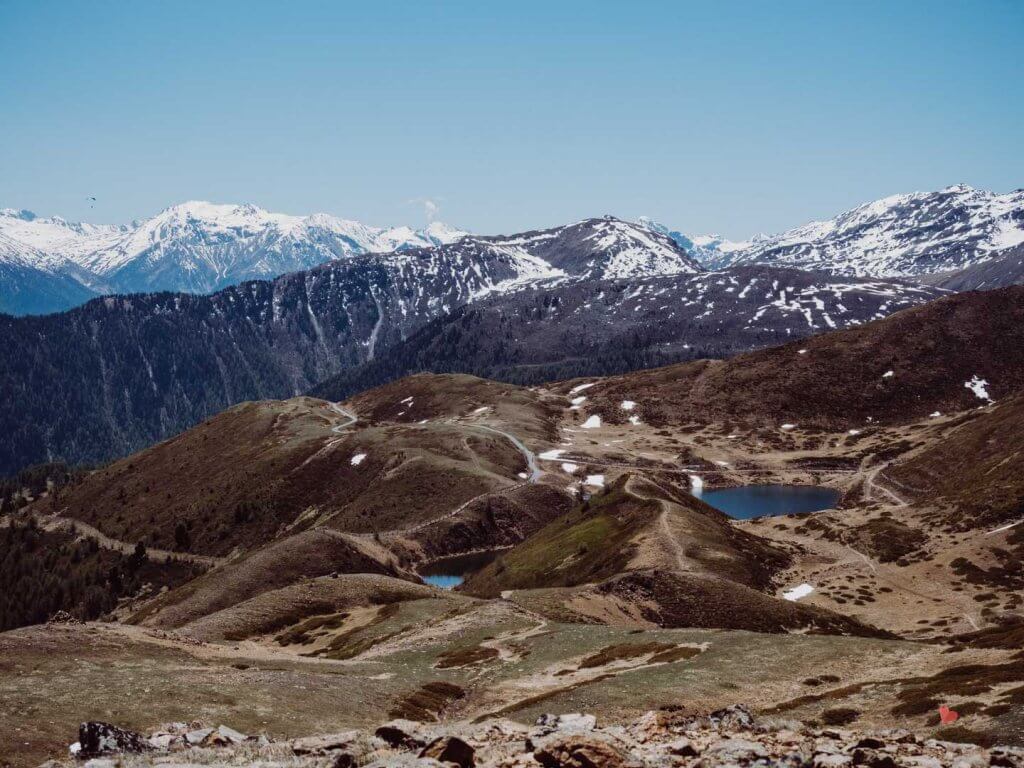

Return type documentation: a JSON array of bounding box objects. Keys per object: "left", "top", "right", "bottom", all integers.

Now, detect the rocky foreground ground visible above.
[{"left": 44, "top": 706, "right": 1023, "bottom": 768}]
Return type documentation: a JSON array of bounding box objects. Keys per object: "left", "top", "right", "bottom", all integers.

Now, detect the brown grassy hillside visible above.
[
  {"left": 890, "top": 393, "right": 1024, "bottom": 529},
  {"left": 36, "top": 391, "right": 542, "bottom": 556},
  {"left": 569, "top": 287, "right": 1024, "bottom": 430}
]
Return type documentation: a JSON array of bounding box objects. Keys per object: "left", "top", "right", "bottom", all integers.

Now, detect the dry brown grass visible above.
[
  {"left": 388, "top": 681, "right": 466, "bottom": 722},
  {"left": 578, "top": 642, "right": 678, "bottom": 669},
  {"left": 435, "top": 645, "right": 500, "bottom": 669}
]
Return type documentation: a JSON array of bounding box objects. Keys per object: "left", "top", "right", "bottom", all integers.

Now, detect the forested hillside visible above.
[{"left": 0, "top": 519, "right": 201, "bottom": 631}]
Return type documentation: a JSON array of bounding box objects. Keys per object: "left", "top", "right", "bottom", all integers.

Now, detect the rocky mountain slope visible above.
[
  {"left": 0, "top": 203, "right": 467, "bottom": 314},
  {"left": 692, "top": 185, "right": 1024, "bottom": 279},
  {"left": 924, "top": 243, "right": 1024, "bottom": 291},
  {"left": 312, "top": 266, "right": 943, "bottom": 400}
]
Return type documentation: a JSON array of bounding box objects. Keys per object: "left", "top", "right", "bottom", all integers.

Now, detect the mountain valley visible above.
[
  {"left": 2, "top": 192, "right": 1024, "bottom": 768},
  {"left": 0, "top": 234, "right": 942, "bottom": 477},
  {"left": 3, "top": 286, "right": 1024, "bottom": 765}
]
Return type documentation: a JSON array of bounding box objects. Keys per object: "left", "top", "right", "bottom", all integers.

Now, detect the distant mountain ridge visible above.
[
  {"left": 680, "top": 185, "right": 1024, "bottom": 278},
  {"left": 0, "top": 202, "right": 468, "bottom": 314},
  {"left": 312, "top": 265, "right": 943, "bottom": 401},
  {"left": 5, "top": 184, "right": 1023, "bottom": 315},
  {"left": 0, "top": 216, "right": 698, "bottom": 474}
]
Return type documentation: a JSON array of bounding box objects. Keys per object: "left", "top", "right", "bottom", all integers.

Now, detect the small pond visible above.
[
  {"left": 418, "top": 549, "right": 501, "bottom": 589},
  {"left": 694, "top": 484, "right": 841, "bottom": 520}
]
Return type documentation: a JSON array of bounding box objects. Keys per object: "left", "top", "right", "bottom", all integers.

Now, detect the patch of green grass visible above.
[{"left": 463, "top": 483, "right": 657, "bottom": 596}]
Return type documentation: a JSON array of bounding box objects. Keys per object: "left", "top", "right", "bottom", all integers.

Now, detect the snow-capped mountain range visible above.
[
  {"left": 0, "top": 207, "right": 699, "bottom": 315},
  {"left": 3, "top": 185, "right": 1023, "bottom": 316},
  {"left": 0, "top": 202, "right": 468, "bottom": 314},
  {"left": 681, "top": 185, "right": 1024, "bottom": 277}
]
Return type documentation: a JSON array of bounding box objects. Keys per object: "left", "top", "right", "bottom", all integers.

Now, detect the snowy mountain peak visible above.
[
  {"left": 0, "top": 201, "right": 470, "bottom": 311},
  {"left": 1, "top": 208, "right": 37, "bottom": 222},
  {"left": 477, "top": 215, "right": 701, "bottom": 282},
  {"left": 694, "top": 186, "right": 1024, "bottom": 277}
]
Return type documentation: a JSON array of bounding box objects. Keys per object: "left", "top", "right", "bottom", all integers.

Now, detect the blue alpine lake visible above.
[
  {"left": 418, "top": 550, "right": 500, "bottom": 589},
  {"left": 695, "top": 484, "right": 842, "bottom": 520}
]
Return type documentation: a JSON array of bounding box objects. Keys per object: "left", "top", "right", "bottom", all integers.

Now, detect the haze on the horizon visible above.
[{"left": 1, "top": 0, "right": 1021, "bottom": 239}]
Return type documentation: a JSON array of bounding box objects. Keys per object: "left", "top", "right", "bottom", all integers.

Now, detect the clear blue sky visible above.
[{"left": 1, "top": 0, "right": 1021, "bottom": 238}]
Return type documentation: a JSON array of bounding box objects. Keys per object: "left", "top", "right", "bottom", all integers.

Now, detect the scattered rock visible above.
[
  {"left": 536, "top": 713, "right": 598, "bottom": 734},
  {"left": 992, "top": 746, "right": 1024, "bottom": 768},
  {"left": 419, "top": 735, "right": 475, "bottom": 768},
  {"left": 666, "top": 737, "right": 699, "bottom": 757},
  {"left": 703, "top": 736, "right": 769, "bottom": 765},
  {"left": 292, "top": 730, "right": 361, "bottom": 755},
  {"left": 146, "top": 732, "right": 179, "bottom": 750},
  {"left": 534, "top": 734, "right": 632, "bottom": 768},
  {"left": 62, "top": 706, "right": 1017, "bottom": 768},
  {"left": 708, "top": 704, "right": 755, "bottom": 730},
  {"left": 47, "top": 610, "right": 82, "bottom": 625},
  {"left": 375, "top": 722, "right": 427, "bottom": 750},
  {"left": 77, "top": 722, "right": 149, "bottom": 757},
  {"left": 853, "top": 737, "right": 886, "bottom": 750},
  {"left": 852, "top": 749, "right": 897, "bottom": 768},
  {"left": 184, "top": 727, "right": 214, "bottom": 746},
  {"left": 814, "top": 753, "right": 853, "bottom": 767},
  {"left": 216, "top": 724, "right": 248, "bottom": 744}
]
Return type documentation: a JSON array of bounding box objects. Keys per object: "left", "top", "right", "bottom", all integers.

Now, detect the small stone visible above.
[
  {"left": 774, "top": 729, "right": 805, "bottom": 744},
  {"left": 331, "top": 755, "right": 358, "bottom": 768},
  {"left": 705, "top": 738, "right": 770, "bottom": 761},
  {"left": 881, "top": 729, "right": 918, "bottom": 745},
  {"left": 420, "top": 735, "right": 475, "bottom": 768},
  {"left": 536, "top": 713, "right": 598, "bottom": 733},
  {"left": 813, "top": 754, "right": 853, "bottom": 767},
  {"left": 951, "top": 757, "right": 988, "bottom": 768},
  {"left": 78, "top": 722, "right": 150, "bottom": 757},
  {"left": 852, "top": 750, "right": 897, "bottom": 768},
  {"left": 708, "top": 704, "right": 755, "bottom": 730},
  {"left": 991, "top": 748, "right": 1024, "bottom": 768},
  {"left": 666, "top": 737, "right": 699, "bottom": 757},
  {"left": 363, "top": 757, "right": 445, "bottom": 768},
  {"left": 821, "top": 729, "right": 851, "bottom": 741},
  {"left": 854, "top": 738, "right": 886, "bottom": 750},
  {"left": 292, "top": 730, "right": 361, "bottom": 754},
  {"left": 185, "top": 727, "right": 214, "bottom": 746},
  {"left": 376, "top": 723, "right": 426, "bottom": 749},
  {"left": 534, "top": 734, "right": 631, "bottom": 768},
  {"left": 217, "top": 724, "right": 248, "bottom": 744},
  {"left": 147, "top": 733, "right": 178, "bottom": 750}
]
